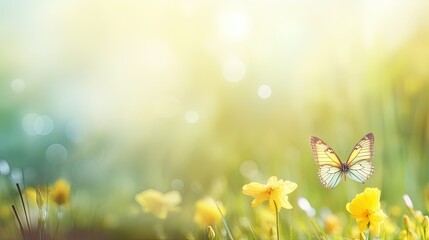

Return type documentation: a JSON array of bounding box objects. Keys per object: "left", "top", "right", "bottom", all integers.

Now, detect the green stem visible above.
[
  {"left": 54, "top": 206, "right": 63, "bottom": 240},
  {"left": 273, "top": 201, "right": 280, "bottom": 240},
  {"left": 37, "top": 209, "right": 42, "bottom": 240}
]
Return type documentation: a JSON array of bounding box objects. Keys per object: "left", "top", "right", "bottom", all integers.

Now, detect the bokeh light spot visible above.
[
  {"left": 222, "top": 57, "right": 246, "bottom": 82},
  {"left": 22, "top": 113, "right": 39, "bottom": 136},
  {"left": 239, "top": 160, "right": 259, "bottom": 178},
  {"left": 0, "top": 160, "right": 10, "bottom": 175},
  {"left": 46, "top": 144, "right": 68, "bottom": 162},
  {"left": 257, "top": 84, "right": 272, "bottom": 99},
  {"left": 33, "top": 115, "right": 54, "bottom": 135},
  {"left": 298, "top": 197, "right": 316, "bottom": 217},
  {"left": 171, "top": 179, "right": 184, "bottom": 190},
  {"left": 10, "top": 169, "right": 23, "bottom": 184},
  {"left": 11, "top": 79, "right": 26, "bottom": 93},
  {"left": 185, "top": 110, "right": 199, "bottom": 124}
]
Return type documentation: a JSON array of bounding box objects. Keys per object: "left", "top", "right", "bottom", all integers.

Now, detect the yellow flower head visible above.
[
  {"left": 346, "top": 188, "right": 387, "bottom": 235},
  {"left": 135, "top": 189, "right": 181, "bottom": 219},
  {"left": 51, "top": 179, "right": 70, "bottom": 206},
  {"left": 193, "top": 197, "right": 225, "bottom": 227},
  {"left": 242, "top": 176, "right": 297, "bottom": 212}
]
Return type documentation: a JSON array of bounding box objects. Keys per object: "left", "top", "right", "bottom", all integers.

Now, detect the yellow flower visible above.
[
  {"left": 194, "top": 197, "right": 225, "bottom": 227},
  {"left": 135, "top": 189, "right": 181, "bottom": 219},
  {"left": 323, "top": 214, "right": 342, "bottom": 236},
  {"left": 242, "top": 176, "right": 297, "bottom": 212},
  {"left": 346, "top": 188, "right": 387, "bottom": 235},
  {"left": 51, "top": 179, "right": 70, "bottom": 206}
]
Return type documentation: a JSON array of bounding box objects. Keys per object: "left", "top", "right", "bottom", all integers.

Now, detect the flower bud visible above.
[
  {"left": 403, "top": 215, "right": 411, "bottom": 231},
  {"left": 402, "top": 195, "right": 413, "bottom": 211},
  {"left": 36, "top": 187, "right": 44, "bottom": 209},
  {"left": 207, "top": 226, "right": 215, "bottom": 240}
]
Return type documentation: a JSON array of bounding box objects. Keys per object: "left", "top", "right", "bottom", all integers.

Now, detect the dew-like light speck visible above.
[
  {"left": 185, "top": 110, "right": 199, "bottom": 124},
  {"left": 257, "top": 84, "right": 272, "bottom": 99},
  {"left": 11, "top": 79, "right": 26, "bottom": 92},
  {"left": 46, "top": 144, "right": 68, "bottom": 162},
  {"left": 222, "top": 57, "right": 246, "bottom": 82}
]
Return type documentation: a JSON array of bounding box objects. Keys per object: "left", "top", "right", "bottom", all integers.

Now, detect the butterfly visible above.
[{"left": 310, "top": 133, "right": 375, "bottom": 189}]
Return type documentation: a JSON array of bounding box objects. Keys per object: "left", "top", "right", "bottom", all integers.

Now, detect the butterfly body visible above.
[
  {"left": 310, "top": 133, "right": 375, "bottom": 189},
  {"left": 340, "top": 163, "right": 349, "bottom": 173}
]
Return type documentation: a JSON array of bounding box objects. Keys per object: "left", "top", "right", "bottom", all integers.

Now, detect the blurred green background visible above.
[{"left": 1, "top": 0, "right": 429, "bottom": 238}]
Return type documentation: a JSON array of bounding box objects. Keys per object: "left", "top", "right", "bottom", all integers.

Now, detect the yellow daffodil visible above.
[
  {"left": 193, "top": 197, "right": 225, "bottom": 227},
  {"left": 51, "top": 179, "right": 70, "bottom": 206},
  {"left": 135, "top": 189, "right": 181, "bottom": 219},
  {"left": 346, "top": 187, "right": 387, "bottom": 235},
  {"left": 242, "top": 176, "right": 297, "bottom": 212}
]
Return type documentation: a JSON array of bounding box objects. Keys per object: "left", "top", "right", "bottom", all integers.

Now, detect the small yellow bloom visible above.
[
  {"left": 324, "top": 214, "right": 342, "bottom": 236},
  {"left": 346, "top": 188, "right": 387, "bottom": 235},
  {"left": 135, "top": 189, "right": 181, "bottom": 219},
  {"left": 51, "top": 179, "right": 70, "bottom": 206},
  {"left": 194, "top": 197, "right": 225, "bottom": 227},
  {"left": 242, "top": 176, "right": 297, "bottom": 212}
]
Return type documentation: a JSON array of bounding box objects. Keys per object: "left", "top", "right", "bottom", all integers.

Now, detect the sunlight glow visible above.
[{"left": 218, "top": 10, "right": 250, "bottom": 43}]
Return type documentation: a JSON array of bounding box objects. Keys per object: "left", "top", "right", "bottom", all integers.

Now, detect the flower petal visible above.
[
  {"left": 242, "top": 182, "right": 266, "bottom": 197},
  {"left": 282, "top": 181, "right": 298, "bottom": 194}
]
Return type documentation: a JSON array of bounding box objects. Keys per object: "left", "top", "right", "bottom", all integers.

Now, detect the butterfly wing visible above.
[
  {"left": 318, "top": 165, "right": 343, "bottom": 189},
  {"left": 345, "top": 133, "right": 375, "bottom": 183},
  {"left": 310, "top": 136, "right": 344, "bottom": 188}
]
